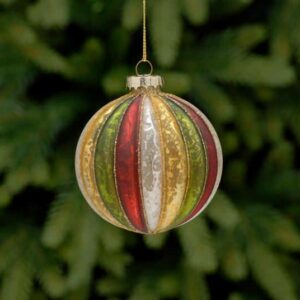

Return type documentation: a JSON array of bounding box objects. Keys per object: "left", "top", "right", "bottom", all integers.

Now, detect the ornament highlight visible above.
[{"left": 75, "top": 75, "right": 222, "bottom": 234}]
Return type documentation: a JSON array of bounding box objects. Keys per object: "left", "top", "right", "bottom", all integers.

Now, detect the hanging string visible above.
[
  {"left": 142, "top": 0, "right": 147, "bottom": 61},
  {"left": 136, "top": 0, "right": 153, "bottom": 76}
]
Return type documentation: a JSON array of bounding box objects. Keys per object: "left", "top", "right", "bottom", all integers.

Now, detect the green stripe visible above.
[
  {"left": 165, "top": 98, "right": 207, "bottom": 225},
  {"left": 94, "top": 99, "right": 133, "bottom": 227}
]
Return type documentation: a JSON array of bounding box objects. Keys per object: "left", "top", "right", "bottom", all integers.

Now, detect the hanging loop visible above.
[{"left": 135, "top": 59, "right": 153, "bottom": 76}]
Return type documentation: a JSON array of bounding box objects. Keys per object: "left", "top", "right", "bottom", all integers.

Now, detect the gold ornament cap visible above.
[{"left": 127, "top": 75, "right": 163, "bottom": 90}]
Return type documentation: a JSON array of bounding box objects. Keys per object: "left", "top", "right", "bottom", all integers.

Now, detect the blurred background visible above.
[{"left": 1, "top": 0, "right": 300, "bottom": 299}]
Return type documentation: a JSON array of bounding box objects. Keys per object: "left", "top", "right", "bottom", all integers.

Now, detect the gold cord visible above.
[
  {"left": 135, "top": 0, "right": 153, "bottom": 76},
  {"left": 142, "top": 0, "right": 147, "bottom": 61}
]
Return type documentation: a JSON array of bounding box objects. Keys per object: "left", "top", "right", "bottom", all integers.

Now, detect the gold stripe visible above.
[
  {"left": 162, "top": 96, "right": 191, "bottom": 228},
  {"left": 151, "top": 95, "right": 188, "bottom": 232}
]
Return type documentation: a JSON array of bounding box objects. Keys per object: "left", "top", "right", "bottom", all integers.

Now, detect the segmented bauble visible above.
[{"left": 75, "top": 77, "right": 222, "bottom": 234}]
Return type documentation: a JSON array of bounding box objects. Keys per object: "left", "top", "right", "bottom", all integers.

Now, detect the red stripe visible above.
[
  {"left": 115, "top": 97, "right": 147, "bottom": 232},
  {"left": 171, "top": 98, "right": 218, "bottom": 223}
]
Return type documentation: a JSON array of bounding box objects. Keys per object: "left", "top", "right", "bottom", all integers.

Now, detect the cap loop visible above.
[{"left": 135, "top": 60, "right": 153, "bottom": 76}]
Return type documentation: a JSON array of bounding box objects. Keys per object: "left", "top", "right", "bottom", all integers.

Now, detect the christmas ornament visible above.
[{"left": 75, "top": 0, "right": 222, "bottom": 234}]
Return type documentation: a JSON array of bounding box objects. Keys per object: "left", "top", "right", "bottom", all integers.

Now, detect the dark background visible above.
[{"left": 0, "top": 0, "right": 300, "bottom": 299}]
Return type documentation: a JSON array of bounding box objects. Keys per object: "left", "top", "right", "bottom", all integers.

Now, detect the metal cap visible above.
[{"left": 127, "top": 75, "right": 163, "bottom": 90}]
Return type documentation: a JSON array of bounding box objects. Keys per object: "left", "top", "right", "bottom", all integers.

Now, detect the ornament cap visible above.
[{"left": 127, "top": 75, "right": 163, "bottom": 90}]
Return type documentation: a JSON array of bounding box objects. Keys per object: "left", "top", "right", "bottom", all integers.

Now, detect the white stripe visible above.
[{"left": 140, "top": 96, "right": 162, "bottom": 231}]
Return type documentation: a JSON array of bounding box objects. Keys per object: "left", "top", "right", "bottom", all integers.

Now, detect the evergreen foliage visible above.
[{"left": 0, "top": 0, "right": 300, "bottom": 299}]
